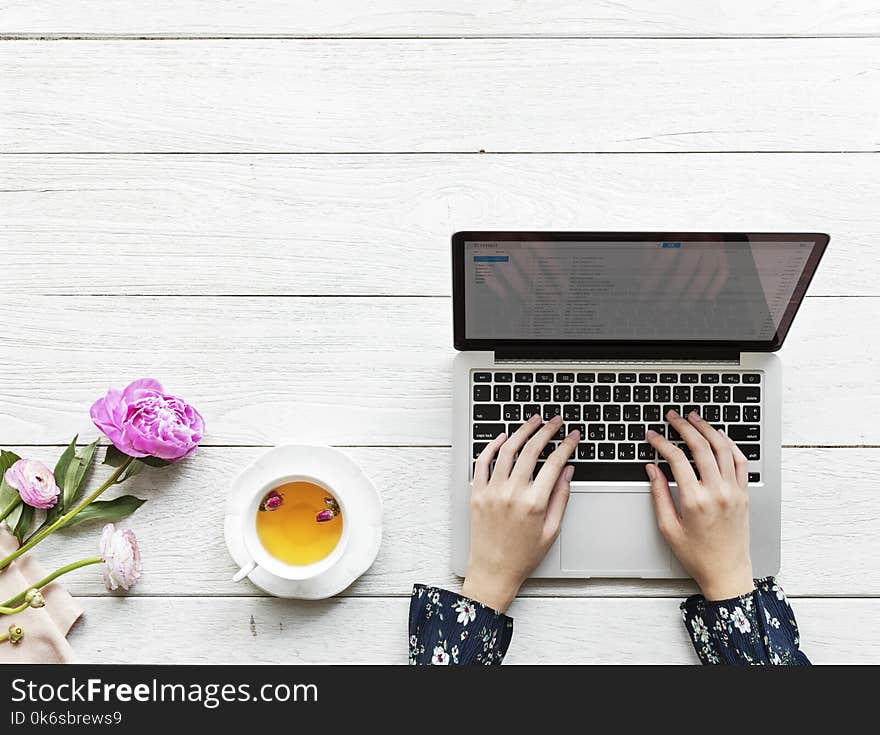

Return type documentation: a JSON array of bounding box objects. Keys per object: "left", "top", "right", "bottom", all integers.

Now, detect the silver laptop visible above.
[{"left": 452, "top": 232, "right": 828, "bottom": 578}]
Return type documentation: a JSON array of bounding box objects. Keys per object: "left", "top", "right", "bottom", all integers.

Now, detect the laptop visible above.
[{"left": 451, "top": 232, "right": 828, "bottom": 578}]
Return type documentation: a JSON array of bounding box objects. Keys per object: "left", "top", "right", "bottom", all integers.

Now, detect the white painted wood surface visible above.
[
  {"left": 1, "top": 3, "right": 878, "bottom": 664},
  {"left": 2, "top": 154, "right": 878, "bottom": 296},
  {"left": 3, "top": 39, "right": 880, "bottom": 152},
  {"left": 3, "top": 1, "right": 880, "bottom": 38}
]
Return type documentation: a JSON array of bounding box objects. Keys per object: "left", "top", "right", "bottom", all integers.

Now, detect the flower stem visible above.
[
  {"left": 0, "top": 556, "right": 102, "bottom": 609},
  {"left": 0, "top": 496, "right": 21, "bottom": 523},
  {"left": 0, "top": 456, "right": 133, "bottom": 572},
  {"left": 0, "top": 601, "right": 28, "bottom": 616}
]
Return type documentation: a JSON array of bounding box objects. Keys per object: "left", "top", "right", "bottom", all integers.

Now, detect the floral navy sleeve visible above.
[
  {"left": 409, "top": 585, "right": 513, "bottom": 665},
  {"left": 681, "top": 577, "right": 810, "bottom": 665}
]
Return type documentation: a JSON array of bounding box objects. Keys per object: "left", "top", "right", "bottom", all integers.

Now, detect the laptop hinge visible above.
[{"left": 494, "top": 345, "right": 740, "bottom": 362}]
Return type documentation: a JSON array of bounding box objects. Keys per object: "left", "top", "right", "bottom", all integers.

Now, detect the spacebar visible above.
[{"left": 534, "top": 462, "right": 663, "bottom": 482}]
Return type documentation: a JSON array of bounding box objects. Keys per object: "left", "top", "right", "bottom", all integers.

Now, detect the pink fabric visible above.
[{"left": 0, "top": 527, "right": 82, "bottom": 663}]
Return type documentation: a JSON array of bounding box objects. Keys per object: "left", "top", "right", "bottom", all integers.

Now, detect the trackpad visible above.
[{"left": 561, "top": 493, "right": 674, "bottom": 575}]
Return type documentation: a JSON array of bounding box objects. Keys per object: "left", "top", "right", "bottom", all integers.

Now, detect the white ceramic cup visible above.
[{"left": 231, "top": 474, "right": 350, "bottom": 583}]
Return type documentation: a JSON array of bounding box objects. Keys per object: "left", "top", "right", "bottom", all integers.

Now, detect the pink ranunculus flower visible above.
[
  {"left": 90, "top": 379, "right": 205, "bottom": 462},
  {"left": 4, "top": 459, "right": 60, "bottom": 509},
  {"left": 100, "top": 523, "right": 141, "bottom": 591}
]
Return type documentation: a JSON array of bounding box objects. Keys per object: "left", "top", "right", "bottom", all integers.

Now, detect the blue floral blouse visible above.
[{"left": 409, "top": 577, "right": 809, "bottom": 665}]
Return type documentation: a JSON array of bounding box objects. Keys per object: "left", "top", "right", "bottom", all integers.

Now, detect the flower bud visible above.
[
  {"left": 315, "top": 509, "right": 335, "bottom": 523},
  {"left": 25, "top": 589, "right": 45, "bottom": 608},
  {"left": 7, "top": 624, "right": 24, "bottom": 644}
]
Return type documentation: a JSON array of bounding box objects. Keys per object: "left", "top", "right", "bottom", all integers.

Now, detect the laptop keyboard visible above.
[{"left": 471, "top": 370, "right": 762, "bottom": 483}]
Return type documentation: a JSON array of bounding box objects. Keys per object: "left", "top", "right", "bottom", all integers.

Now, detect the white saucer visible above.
[{"left": 224, "top": 445, "right": 383, "bottom": 599}]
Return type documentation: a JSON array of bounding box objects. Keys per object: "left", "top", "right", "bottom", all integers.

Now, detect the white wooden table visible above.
[{"left": 1, "top": 2, "right": 879, "bottom": 664}]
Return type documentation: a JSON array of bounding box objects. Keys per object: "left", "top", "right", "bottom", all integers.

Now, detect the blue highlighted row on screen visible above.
[
  {"left": 661, "top": 242, "right": 682, "bottom": 248},
  {"left": 473, "top": 255, "right": 510, "bottom": 262}
]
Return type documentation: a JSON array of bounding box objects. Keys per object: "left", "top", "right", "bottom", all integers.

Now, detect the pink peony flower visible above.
[
  {"left": 100, "top": 524, "right": 141, "bottom": 591},
  {"left": 90, "top": 379, "right": 205, "bottom": 462},
  {"left": 4, "top": 459, "right": 60, "bottom": 509}
]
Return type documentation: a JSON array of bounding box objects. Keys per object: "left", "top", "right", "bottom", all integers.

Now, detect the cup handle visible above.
[{"left": 231, "top": 559, "right": 257, "bottom": 582}]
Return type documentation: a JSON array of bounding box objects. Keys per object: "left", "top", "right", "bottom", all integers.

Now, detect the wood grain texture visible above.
[
  {"left": 67, "top": 596, "right": 877, "bottom": 663},
  {"left": 7, "top": 446, "right": 877, "bottom": 598},
  {"left": 3, "top": 39, "right": 880, "bottom": 152},
  {"left": 3, "top": 1, "right": 879, "bottom": 37},
  {"left": 0, "top": 296, "right": 877, "bottom": 446},
  {"left": 2, "top": 153, "right": 877, "bottom": 296}
]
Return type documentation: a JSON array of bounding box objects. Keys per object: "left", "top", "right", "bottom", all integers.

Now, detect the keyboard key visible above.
[
  {"left": 473, "top": 404, "right": 501, "bottom": 421},
  {"left": 474, "top": 372, "right": 491, "bottom": 383},
  {"left": 536, "top": 372, "right": 554, "bottom": 383},
  {"left": 743, "top": 373, "right": 761, "bottom": 384},
  {"left": 613, "top": 385, "right": 631, "bottom": 402},
  {"left": 598, "top": 373, "right": 616, "bottom": 383},
  {"left": 598, "top": 443, "right": 616, "bottom": 460},
  {"left": 593, "top": 386, "right": 611, "bottom": 402},
  {"left": 494, "top": 372, "right": 512, "bottom": 383},
  {"left": 712, "top": 386, "right": 731, "bottom": 403},
  {"left": 508, "top": 423, "right": 522, "bottom": 434},
  {"left": 618, "top": 443, "right": 636, "bottom": 460},
  {"left": 633, "top": 385, "right": 651, "bottom": 402},
  {"left": 564, "top": 462, "right": 664, "bottom": 481},
  {"left": 523, "top": 404, "right": 540, "bottom": 419},
  {"left": 563, "top": 404, "right": 581, "bottom": 421},
  {"left": 514, "top": 385, "right": 532, "bottom": 402},
  {"left": 619, "top": 373, "right": 637, "bottom": 383},
  {"left": 568, "top": 423, "right": 585, "bottom": 437},
  {"left": 727, "top": 425, "right": 760, "bottom": 441},
  {"left": 733, "top": 386, "right": 761, "bottom": 403},
  {"left": 693, "top": 386, "right": 711, "bottom": 402},
  {"left": 722, "top": 374, "right": 740, "bottom": 384},
  {"left": 603, "top": 405, "right": 621, "bottom": 421},
  {"left": 582, "top": 405, "right": 601, "bottom": 421},
  {"left": 539, "top": 444, "right": 555, "bottom": 459},
  {"left": 472, "top": 443, "right": 488, "bottom": 458},
  {"left": 739, "top": 444, "right": 761, "bottom": 460},
  {"left": 748, "top": 472, "right": 761, "bottom": 483},
  {"left": 578, "top": 443, "right": 596, "bottom": 460},
  {"left": 473, "top": 385, "right": 491, "bottom": 401},
  {"left": 680, "top": 373, "right": 699, "bottom": 383},
  {"left": 514, "top": 372, "right": 533, "bottom": 383},
  {"left": 662, "top": 405, "right": 681, "bottom": 418},
  {"left": 622, "top": 404, "right": 641, "bottom": 422},
  {"left": 473, "top": 423, "right": 504, "bottom": 440},
  {"left": 701, "top": 373, "right": 720, "bottom": 384},
  {"left": 553, "top": 423, "right": 566, "bottom": 440},
  {"left": 743, "top": 406, "right": 761, "bottom": 422},
  {"left": 702, "top": 405, "right": 720, "bottom": 422},
  {"left": 556, "top": 372, "right": 574, "bottom": 383},
  {"left": 673, "top": 386, "right": 691, "bottom": 403},
  {"left": 668, "top": 425, "right": 681, "bottom": 441},
  {"left": 493, "top": 385, "right": 511, "bottom": 402},
  {"left": 534, "top": 385, "right": 551, "bottom": 402},
  {"left": 683, "top": 405, "right": 699, "bottom": 417},
  {"left": 643, "top": 405, "right": 661, "bottom": 421},
  {"left": 574, "top": 385, "right": 591, "bottom": 402},
  {"left": 653, "top": 386, "right": 671, "bottom": 402},
  {"left": 576, "top": 372, "right": 596, "bottom": 383},
  {"left": 587, "top": 424, "right": 606, "bottom": 441},
  {"left": 554, "top": 385, "right": 571, "bottom": 402},
  {"left": 723, "top": 406, "right": 741, "bottom": 423},
  {"left": 637, "top": 443, "right": 654, "bottom": 460},
  {"left": 647, "top": 423, "right": 666, "bottom": 437},
  {"left": 628, "top": 423, "right": 646, "bottom": 441},
  {"left": 503, "top": 405, "right": 522, "bottom": 422},
  {"left": 660, "top": 373, "right": 677, "bottom": 383},
  {"left": 608, "top": 423, "right": 626, "bottom": 441},
  {"left": 638, "top": 373, "right": 658, "bottom": 383},
  {"left": 543, "top": 404, "right": 561, "bottom": 420}
]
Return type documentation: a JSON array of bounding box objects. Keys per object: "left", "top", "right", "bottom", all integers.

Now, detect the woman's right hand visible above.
[{"left": 646, "top": 409, "right": 755, "bottom": 601}]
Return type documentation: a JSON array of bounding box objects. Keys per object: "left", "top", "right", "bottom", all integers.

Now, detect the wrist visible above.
[
  {"left": 461, "top": 573, "right": 520, "bottom": 613},
  {"left": 698, "top": 566, "right": 755, "bottom": 602}
]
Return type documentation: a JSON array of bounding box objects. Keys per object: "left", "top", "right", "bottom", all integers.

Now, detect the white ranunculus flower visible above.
[
  {"left": 454, "top": 599, "right": 477, "bottom": 626},
  {"left": 431, "top": 645, "right": 450, "bottom": 665},
  {"left": 100, "top": 524, "right": 142, "bottom": 591},
  {"left": 730, "top": 606, "right": 751, "bottom": 633}
]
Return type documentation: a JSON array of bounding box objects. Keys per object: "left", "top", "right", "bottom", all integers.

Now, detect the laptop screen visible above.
[{"left": 455, "top": 233, "right": 827, "bottom": 349}]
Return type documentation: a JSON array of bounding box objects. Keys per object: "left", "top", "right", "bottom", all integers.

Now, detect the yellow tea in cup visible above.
[{"left": 255, "top": 481, "right": 343, "bottom": 565}]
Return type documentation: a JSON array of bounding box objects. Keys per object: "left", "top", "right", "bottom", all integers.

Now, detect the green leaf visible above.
[
  {"left": 63, "top": 439, "right": 98, "bottom": 507},
  {"left": 12, "top": 503, "right": 33, "bottom": 543},
  {"left": 0, "top": 449, "right": 21, "bottom": 477},
  {"left": 138, "top": 456, "right": 172, "bottom": 468},
  {"left": 103, "top": 444, "right": 131, "bottom": 468},
  {"left": 5, "top": 502, "right": 22, "bottom": 531},
  {"left": 64, "top": 495, "right": 147, "bottom": 528},
  {"left": 51, "top": 437, "right": 77, "bottom": 508},
  {"left": 118, "top": 461, "right": 145, "bottom": 483},
  {"left": 0, "top": 451, "right": 23, "bottom": 530}
]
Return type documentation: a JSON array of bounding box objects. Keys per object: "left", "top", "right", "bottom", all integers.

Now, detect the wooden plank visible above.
[
  {"left": 0, "top": 296, "right": 876, "bottom": 446},
  {"left": 3, "top": 1, "right": 879, "bottom": 37},
  {"left": 2, "top": 153, "right": 877, "bottom": 296},
  {"left": 6, "top": 446, "right": 877, "bottom": 598},
  {"left": 2, "top": 40, "right": 879, "bottom": 152},
  {"left": 67, "top": 596, "right": 879, "bottom": 663}
]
